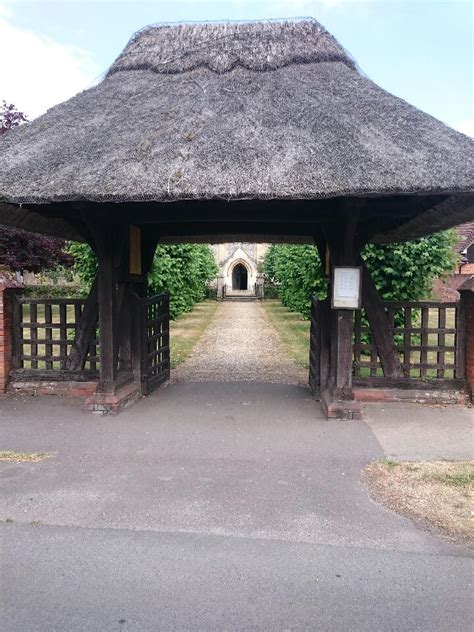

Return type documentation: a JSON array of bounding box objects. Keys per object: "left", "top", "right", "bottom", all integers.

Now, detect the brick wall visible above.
[
  {"left": 463, "top": 291, "right": 474, "bottom": 399},
  {"left": 459, "top": 276, "right": 474, "bottom": 401},
  {"left": 0, "top": 286, "right": 14, "bottom": 393},
  {"left": 460, "top": 262, "right": 474, "bottom": 275},
  {"left": 431, "top": 274, "right": 469, "bottom": 302},
  {"left": 0, "top": 271, "right": 22, "bottom": 393}
]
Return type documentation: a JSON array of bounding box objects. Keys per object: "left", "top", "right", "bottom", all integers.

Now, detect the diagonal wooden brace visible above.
[
  {"left": 359, "top": 258, "right": 403, "bottom": 378},
  {"left": 65, "top": 276, "right": 98, "bottom": 371}
]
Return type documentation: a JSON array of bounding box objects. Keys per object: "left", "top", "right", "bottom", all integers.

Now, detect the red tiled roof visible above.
[{"left": 456, "top": 221, "right": 474, "bottom": 254}]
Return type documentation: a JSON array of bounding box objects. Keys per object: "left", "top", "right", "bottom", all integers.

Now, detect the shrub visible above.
[
  {"left": 21, "top": 285, "right": 86, "bottom": 299},
  {"left": 0, "top": 225, "right": 73, "bottom": 273},
  {"left": 264, "top": 245, "right": 327, "bottom": 318},
  {"left": 67, "top": 241, "right": 218, "bottom": 320},
  {"left": 148, "top": 244, "right": 218, "bottom": 319},
  {"left": 264, "top": 231, "right": 457, "bottom": 319}
]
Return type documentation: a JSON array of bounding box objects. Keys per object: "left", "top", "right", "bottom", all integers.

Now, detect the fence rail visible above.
[
  {"left": 309, "top": 297, "right": 466, "bottom": 394},
  {"left": 353, "top": 301, "right": 463, "bottom": 380},
  {"left": 12, "top": 296, "right": 99, "bottom": 376},
  {"left": 141, "top": 293, "right": 170, "bottom": 394}
]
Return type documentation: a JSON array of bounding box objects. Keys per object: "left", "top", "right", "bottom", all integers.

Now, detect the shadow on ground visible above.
[{"left": 1, "top": 383, "right": 472, "bottom": 631}]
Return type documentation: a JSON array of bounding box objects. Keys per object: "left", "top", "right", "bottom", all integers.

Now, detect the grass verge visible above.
[
  {"left": 262, "top": 300, "right": 310, "bottom": 369},
  {"left": 170, "top": 300, "right": 219, "bottom": 369},
  {"left": 363, "top": 459, "right": 473, "bottom": 547},
  {"left": 0, "top": 451, "right": 49, "bottom": 462}
]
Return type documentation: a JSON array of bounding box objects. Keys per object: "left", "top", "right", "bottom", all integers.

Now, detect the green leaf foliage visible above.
[
  {"left": 264, "top": 245, "right": 328, "bottom": 318},
  {"left": 264, "top": 230, "right": 457, "bottom": 319},
  {"left": 67, "top": 242, "right": 218, "bottom": 320},
  {"left": 148, "top": 244, "right": 218, "bottom": 319},
  {"left": 361, "top": 231, "right": 458, "bottom": 301},
  {"left": 66, "top": 242, "right": 97, "bottom": 288}
]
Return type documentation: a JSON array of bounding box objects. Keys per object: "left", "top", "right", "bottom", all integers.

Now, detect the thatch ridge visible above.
[
  {"left": 0, "top": 18, "right": 473, "bottom": 242},
  {"left": 107, "top": 19, "right": 357, "bottom": 76}
]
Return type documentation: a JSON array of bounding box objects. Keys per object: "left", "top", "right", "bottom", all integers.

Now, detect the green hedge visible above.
[
  {"left": 264, "top": 231, "right": 457, "bottom": 319},
  {"left": 67, "top": 242, "right": 218, "bottom": 320},
  {"left": 148, "top": 245, "right": 218, "bottom": 319},
  {"left": 205, "top": 287, "right": 218, "bottom": 300},
  {"left": 21, "top": 284, "right": 86, "bottom": 299}
]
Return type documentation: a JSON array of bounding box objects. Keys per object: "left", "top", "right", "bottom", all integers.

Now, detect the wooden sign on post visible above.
[
  {"left": 332, "top": 266, "right": 362, "bottom": 309},
  {"left": 129, "top": 225, "right": 142, "bottom": 276}
]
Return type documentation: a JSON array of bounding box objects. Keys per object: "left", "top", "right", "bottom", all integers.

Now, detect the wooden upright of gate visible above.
[
  {"left": 352, "top": 301, "right": 465, "bottom": 383},
  {"left": 309, "top": 295, "right": 467, "bottom": 397},
  {"left": 309, "top": 296, "right": 320, "bottom": 398},
  {"left": 140, "top": 293, "right": 170, "bottom": 395},
  {"left": 10, "top": 292, "right": 170, "bottom": 398},
  {"left": 11, "top": 296, "right": 99, "bottom": 381}
]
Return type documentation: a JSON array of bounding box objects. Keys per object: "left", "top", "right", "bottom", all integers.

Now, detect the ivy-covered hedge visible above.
[
  {"left": 263, "top": 245, "right": 327, "bottom": 317},
  {"left": 148, "top": 245, "right": 218, "bottom": 319},
  {"left": 21, "top": 284, "right": 86, "bottom": 299},
  {"left": 67, "top": 242, "right": 97, "bottom": 287},
  {"left": 264, "top": 231, "right": 457, "bottom": 319},
  {"left": 67, "top": 242, "right": 218, "bottom": 320}
]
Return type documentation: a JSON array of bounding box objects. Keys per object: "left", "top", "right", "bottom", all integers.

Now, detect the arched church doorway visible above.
[{"left": 232, "top": 263, "right": 248, "bottom": 290}]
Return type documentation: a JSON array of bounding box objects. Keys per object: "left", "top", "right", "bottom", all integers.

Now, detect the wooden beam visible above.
[
  {"left": 319, "top": 297, "right": 331, "bottom": 392},
  {"left": 65, "top": 277, "right": 98, "bottom": 371},
  {"left": 316, "top": 214, "right": 363, "bottom": 418},
  {"left": 85, "top": 222, "right": 121, "bottom": 392},
  {"left": 97, "top": 243, "right": 118, "bottom": 389},
  {"left": 117, "top": 285, "right": 133, "bottom": 373},
  {"left": 359, "top": 258, "right": 404, "bottom": 378},
  {"left": 334, "top": 309, "right": 355, "bottom": 397},
  {"left": 142, "top": 237, "right": 157, "bottom": 276}
]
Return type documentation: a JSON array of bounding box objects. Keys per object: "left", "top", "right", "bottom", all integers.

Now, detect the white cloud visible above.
[
  {"left": 453, "top": 119, "right": 474, "bottom": 138},
  {"left": 0, "top": 7, "right": 99, "bottom": 119},
  {"left": 0, "top": 1, "right": 11, "bottom": 18}
]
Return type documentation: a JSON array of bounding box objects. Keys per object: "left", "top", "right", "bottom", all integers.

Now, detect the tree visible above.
[
  {"left": 264, "top": 245, "right": 327, "bottom": 317},
  {"left": 66, "top": 242, "right": 97, "bottom": 287},
  {"left": 0, "top": 225, "right": 73, "bottom": 274},
  {"left": 264, "top": 231, "right": 458, "bottom": 318},
  {"left": 0, "top": 101, "right": 27, "bottom": 134},
  {"left": 361, "top": 233, "right": 458, "bottom": 301},
  {"left": 148, "top": 245, "right": 218, "bottom": 319},
  {"left": 68, "top": 242, "right": 218, "bottom": 320},
  {"left": 0, "top": 102, "right": 74, "bottom": 276}
]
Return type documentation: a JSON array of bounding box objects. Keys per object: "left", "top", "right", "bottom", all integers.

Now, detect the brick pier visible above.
[
  {"left": 459, "top": 276, "right": 474, "bottom": 401},
  {"left": 0, "top": 272, "right": 22, "bottom": 393}
]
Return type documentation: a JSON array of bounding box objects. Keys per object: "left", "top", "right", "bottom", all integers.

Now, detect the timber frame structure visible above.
[{"left": 0, "top": 19, "right": 473, "bottom": 416}]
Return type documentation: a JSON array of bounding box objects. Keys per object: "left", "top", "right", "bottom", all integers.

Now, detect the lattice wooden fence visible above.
[
  {"left": 353, "top": 301, "right": 465, "bottom": 381},
  {"left": 140, "top": 293, "right": 170, "bottom": 394},
  {"left": 11, "top": 297, "right": 99, "bottom": 377}
]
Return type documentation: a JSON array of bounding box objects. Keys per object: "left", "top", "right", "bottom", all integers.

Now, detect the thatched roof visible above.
[{"left": 0, "top": 19, "right": 473, "bottom": 243}]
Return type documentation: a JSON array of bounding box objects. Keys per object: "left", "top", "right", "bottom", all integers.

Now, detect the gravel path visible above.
[{"left": 171, "top": 301, "right": 308, "bottom": 385}]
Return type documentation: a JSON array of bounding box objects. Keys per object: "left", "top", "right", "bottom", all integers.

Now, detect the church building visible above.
[{"left": 211, "top": 243, "right": 269, "bottom": 297}]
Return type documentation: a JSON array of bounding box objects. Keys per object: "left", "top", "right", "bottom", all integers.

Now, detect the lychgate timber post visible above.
[{"left": 0, "top": 19, "right": 472, "bottom": 416}]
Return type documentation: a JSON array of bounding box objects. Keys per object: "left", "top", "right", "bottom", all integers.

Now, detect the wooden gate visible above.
[
  {"left": 352, "top": 300, "right": 465, "bottom": 384},
  {"left": 308, "top": 296, "right": 320, "bottom": 397},
  {"left": 140, "top": 293, "right": 170, "bottom": 395},
  {"left": 308, "top": 295, "right": 467, "bottom": 395},
  {"left": 11, "top": 296, "right": 99, "bottom": 380}
]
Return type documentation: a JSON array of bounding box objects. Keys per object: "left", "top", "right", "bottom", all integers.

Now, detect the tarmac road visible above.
[{"left": 1, "top": 382, "right": 472, "bottom": 631}]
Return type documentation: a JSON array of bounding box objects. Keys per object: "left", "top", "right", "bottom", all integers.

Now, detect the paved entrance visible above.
[
  {"left": 1, "top": 385, "right": 472, "bottom": 630},
  {"left": 172, "top": 301, "right": 307, "bottom": 385}
]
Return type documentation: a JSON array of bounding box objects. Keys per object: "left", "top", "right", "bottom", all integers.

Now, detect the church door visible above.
[{"left": 232, "top": 264, "right": 248, "bottom": 290}]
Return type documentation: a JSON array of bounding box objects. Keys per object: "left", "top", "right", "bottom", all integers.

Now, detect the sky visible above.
[{"left": 0, "top": 0, "right": 473, "bottom": 135}]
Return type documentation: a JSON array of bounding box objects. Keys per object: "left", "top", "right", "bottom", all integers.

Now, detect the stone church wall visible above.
[{"left": 211, "top": 243, "right": 269, "bottom": 293}]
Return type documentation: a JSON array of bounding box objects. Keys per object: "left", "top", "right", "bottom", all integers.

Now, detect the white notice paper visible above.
[{"left": 333, "top": 267, "right": 361, "bottom": 309}]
